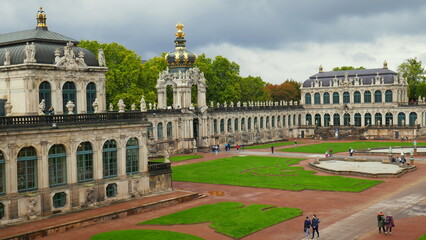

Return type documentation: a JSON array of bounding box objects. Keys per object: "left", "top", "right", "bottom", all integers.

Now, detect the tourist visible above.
[
  {"left": 385, "top": 212, "right": 395, "bottom": 234},
  {"left": 48, "top": 106, "right": 55, "bottom": 115},
  {"left": 294, "top": 140, "right": 298, "bottom": 146},
  {"left": 377, "top": 212, "right": 385, "bottom": 234},
  {"left": 329, "top": 147, "right": 333, "bottom": 157},
  {"left": 271, "top": 145, "right": 275, "bottom": 154},
  {"left": 303, "top": 216, "right": 311, "bottom": 238},
  {"left": 241, "top": 144, "right": 245, "bottom": 150},
  {"left": 325, "top": 150, "right": 329, "bottom": 158},
  {"left": 236, "top": 144, "right": 240, "bottom": 151},
  {"left": 349, "top": 147, "right": 354, "bottom": 156},
  {"left": 311, "top": 214, "right": 320, "bottom": 239}
]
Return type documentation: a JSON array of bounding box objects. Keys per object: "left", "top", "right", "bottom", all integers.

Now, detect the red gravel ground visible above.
[{"left": 4, "top": 140, "right": 426, "bottom": 240}]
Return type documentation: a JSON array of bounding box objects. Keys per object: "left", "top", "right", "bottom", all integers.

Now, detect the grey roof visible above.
[
  {"left": 303, "top": 68, "right": 398, "bottom": 87},
  {"left": 0, "top": 29, "right": 78, "bottom": 46}
]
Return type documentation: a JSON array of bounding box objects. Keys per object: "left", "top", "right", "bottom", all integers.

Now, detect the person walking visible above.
[
  {"left": 311, "top": 214, "right": 320, "bottom": 239},
  {"left": 271, "top": 145, "right": 275, "bottom": 154},
  {"left": 303, "top": 216, "right": 311, "bottom": 238},
  {"left": 377, "top": 212, "right": 385, "bottom": 234},
  {"left": 385, "top": 212, "right": 395, "bottom": 234},
  {"left": 329, "top": 147, "right": 333, "bottom": 157}
]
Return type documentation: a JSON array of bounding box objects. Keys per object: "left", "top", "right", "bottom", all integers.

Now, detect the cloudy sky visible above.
[{"left": 2, "top": 0, "right": 426, "bottom": 84}]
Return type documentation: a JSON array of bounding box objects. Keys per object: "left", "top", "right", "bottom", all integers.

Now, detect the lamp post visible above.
[
  {"left": 413, "top": 140, "right": 417, "bottom": 155},
  {"left": 410, "top": 149, "right": 414, "bottom": 165},
  {"left": 388, "top": 146, "right": 393, "bottom": 162}
]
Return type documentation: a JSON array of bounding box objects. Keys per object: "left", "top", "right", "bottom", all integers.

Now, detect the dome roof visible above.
[
  {"left": 165, "top": 23, "right": 196, "bottom": 73},
  {"left": 0, "top": 8, "right": 99, "bottom": 67}
]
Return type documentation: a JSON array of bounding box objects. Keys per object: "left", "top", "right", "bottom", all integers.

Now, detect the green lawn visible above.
[
  {"left": 419, "top": 234, "right": 426, "bottom": 240},
  {"left": 140, "top": 202, "right": 301, "bottom": 239},
  {"left": 150, "top": 155, "right": 203, "bottom": 163},
  {"left": 280, "top": 141, "right": 422, "bottom": 154},
  {"left": 244, "top": 141, "right": 301, "bottom": 149},
  {"left": 90, "top": 229, "right": 204, "bottom": 240},
  {"left": 172, "top": 156, "right": 381, "bottom": 192}
]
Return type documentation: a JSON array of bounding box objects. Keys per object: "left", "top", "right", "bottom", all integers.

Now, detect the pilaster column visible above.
[
  {"left": 93, "top": 137, "right": 103, "bottom": 180},
  {"left": 118, "top": 135, "right": 127, "bottom": 177},
  {"left": 7, "top": 144, "right": 17, "bottom": 194},
  {"left": 40, "top": 141, "right": 49, "bottom": 189}
]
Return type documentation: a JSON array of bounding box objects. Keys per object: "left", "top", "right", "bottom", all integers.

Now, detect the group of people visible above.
[
  {"left": 377, "top": 212, "right": 395, "bottom": 235},
  {"left": 212, "top": 143, "right": 245, "bottom": 154},
  {"left": 303, "top": 214, "right": 320, "bottom": 239}
]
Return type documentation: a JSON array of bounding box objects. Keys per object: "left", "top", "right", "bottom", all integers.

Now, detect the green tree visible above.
[
  {"left": 239, "top": 76, "right": 270, "bottom": 102},
  {"left": 397, "top": 58, "right": 426, "bottom": 84},
  {"left": 332, "top": 66, "right": 366, "bottom": 71}
]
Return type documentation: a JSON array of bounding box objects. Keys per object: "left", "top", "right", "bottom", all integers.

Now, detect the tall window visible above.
[
  {"left": 220, "top": 119, "right": 225, "bottom": 133},
  {"left": 260, "top": 117, "right": 264, "bottom": 129},
  {"left": 364, "top": 91, "right": 371, "bottom": 103},
  {"left": 272, "top": 116, "right": 275, "bottom": 128},
  {"left": 241, "top": 118, "right": 246, "bottom": 131},
  {"left": 17, "top": 147, "right": 38, "bottom": 192},
  {"left": 385, "top": 90, "right": 393, "bottom": 103},
  {"left": 385, "top": 113, "right": 393, "bottom": 126},
  {"left": 254, "top": 117, "right": 258, "bottom": 129},
  {"left": 306, "top": 114, "right": 312, "bottom": 125},
  {"left": 48, "top": 144, "right": 67, "bottom": 187},
  {"left": 354, "top": 91, "right": 361, "bottom": 104},
  {"left": 333, "top": 113, "right": 340, "bottom": 126},
  {"left": 62, "top": 81, "right": 77, "bottom": 114},
  {"left": 157, "top": 123, "right": 163, "bottom": 139},
  {"left": 398, "top": 112, "right": 405, "bottom": 126},
  {"left": 333, "top": 92, "right": 339, "bottom": 104},
  {"left": 266, "top": 116, "right": 269, "bottom": 129},
  {"left": 39, "top": 81, "right": 51, "bottom": 113},
  {"left": 314, "top": 93, "right": 320, "bottom": 104},
  {"left": 315, "top": 114, "right": 321, "bottom": 126},
  {"left": 234, "top": 118, "right": 239, "bottom": 131},
  {"left": 375, "top": 90, "right": 382, "bottom": 103},
  {"left": 0, "top": 151, "right": 4, "bottom": 195},
  {"left": 276, "top": 116, "right": 280, "bottom": 127},
  {"left": 323, "top": 92, "right": 330, "bottom": 104},
  {"left": 283, "top": 116, "right": 286, "bottom": 126},
  {"left": 375, "top": 113, "right": 382, "bottom": 125},
  {"left": 86, "top": 82, "right": 97, "bottom": 113},
  {"left": 103, "top": 140, "right": 117, "bottom": 178},
  {"left": 305, "top": 93, "right": 311, "bottom": 105},
  {"left": 77, "top": 142, "right": 93, "bottom": 182},
  {"left": 409, "top": 112, "right": 417, "bottom": 126},
  {"left": 214, "top": 119, "right": 218, "bottom": 133},
  {"left": 324, "top": 114, "right": 330, "bottom": 127},
  {"left": 344, "top": 113, "right": 350, "bottom": 126},
  {"left": 126, "top": 138, "right": 139, "bottom": 174},
  {"left": 227, "top": 119, "right": 232, "bottom": 132},
  {"left": 166, "top": 122, "right": 173, "bottom": 138},
  {"left": 343, "top": 92, "right": 350, "bottom": 104},
  {"left": 248, "top": 117, "right": 252, "bottom": 130},
  {"left": 364, "top": 113, "right": 372, "bottom": 126},
  {"left": 354, "top": 113, "right": 361, "bottom": 126}
]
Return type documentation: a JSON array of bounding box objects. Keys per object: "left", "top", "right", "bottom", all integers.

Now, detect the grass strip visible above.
[
  {"left": 244, "top": 141, "right": 301, "bottom": 149},
  {"left": 90, "top": 229, "right": 204, "bottom": 240}
]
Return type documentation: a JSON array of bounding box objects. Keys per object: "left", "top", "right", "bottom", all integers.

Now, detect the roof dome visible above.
[
  {"left": 165, "top": 22, "right": 196, "bottom": 73},
  {"left": 0, "top": 8, "right": 99, "bottom": 67}
]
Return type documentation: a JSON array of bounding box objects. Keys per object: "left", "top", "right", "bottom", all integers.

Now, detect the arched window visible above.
[
  {"left": 234, "top": 118, "right": 239, "bottom": 131},
  {"left": 0, "top": 151, "right": 4, "bottom": 195},
  {"left": 354, "top": 113, "right": 361, "bottom": 126},
  {"left": 385, "top": 90, "right": 393, "bottom": 103},
  {"left": 385, "top": 113, "right": 393, "bottom": 126},
  {"left": 248, "top": 117, "right": 252, "bottom": 130},
  {"left": 333, "top": 92, "right": 339, "bottom": 104},
  {"left": 324, "top": 114, "right": 330, "bottom": 127},
  {"left": 277, "top": 116, "right": 280, "bottom": 127},
  {"left": 157, "top": 122, "right": 163, "bottom": 139},
  {"left": 364, "top": 91, "right": 371, "bottom": 103},
  {"left": 398, "top": 112, "right": 406, "bottom": 126},
  {"left": 17, "top": 147, "right": 38, "bottom": 192},
  {"left": 272, "top": 116, "right": 275, "bottom": 128},
  {"left": 288, "top": 115, "right": 291, "bottom": 126},
  {"left": 106, "top": 183, "right": 117, "bottom": 198},
  {"left": 283, "top": 116, "right": 286, "bottom": 126},
  {"left": 214, "top": 119, "right": 218, "bottom": 133},
  {"left": 77, "top": 142, "right": 93, "bottom": 182},
  {"left": 409, "top": 112, "right": 417, "bottom": 126},
  {"left": 344, "top": 113, "right": 350, "bottom": 126},
  {"left": 364, "top": 113, "right": 372, "bottom": 126},
  {"left": 343, "top": 92, "right": 350, "bottom": 104},
  {"left": 103, "top": 140, "right": 117, "bottom": 178},
  {"left": 305, "top": 93, "right": 311, "bottom": 105},
  {"left": 126, "top": 138, "right": 139, "bottom": 174},
  {"left": 62, "top": 81, "right": 77, "bottom": 114},
  {"left": 375, "top": 113, "right": 382, "bottom": 125},
  {"left": 86, "top": 82, "right": 97, "bottom": 113},
  {"left": 298, "top": 114, "right": 301, "bottom": 126},
  {"left": 323, "top": 92, "right": 330, "bottom": 104},
  {"left": 266, "top": 116, "right": 270, "bottom": 129},
  {"left": 227, "top": 119, "right": 232, "bottom": 132},
  {"left": 167, "top": 122, "right": 173, "bottom": 138},
  {"left": 314, "top": 93, "right": 320, "bottom": 104},
  {"left": 354, "top": 91, "right": 361, "bottom": 104},
  {"left": 315, "top": 114, "right": 321, "bottom": 126},
  {"left": 260, "top": 117, "right": 264, "bottom": 129},
  {"left": 333, "top": 113, "right": 340, "bottom": 126},
  {"left": 53, "top": 192, "right": 66, "bottom": 208},
  {"left": 293, "top": 115, "right": 296, "bottom": 126},
  {"left": 375, "top": 90, "right": 382, "bottom": 103},
  {"left": 241, "top": 118, "right": 246, "bottom": 131},
  {"left": 306, "top": 114, "right": 312, "bottom": 125},
  {"left": 220, "top": 119, "right": 225, "bottom": 133},
  {"left": 48, "top": 144, "right": 67, "bottom": 187},
  {"left": 39, "top": 81, "right": 51, "bottom": 114}
]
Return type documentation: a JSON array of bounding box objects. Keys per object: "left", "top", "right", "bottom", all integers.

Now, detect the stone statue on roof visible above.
[{"left": 98, "top": 49, "right": 106, "bottom": 67}]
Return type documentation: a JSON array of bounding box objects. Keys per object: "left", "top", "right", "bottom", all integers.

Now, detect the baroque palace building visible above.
[{"left": 0, "top": 8, "right": 425, "bottom": 224}]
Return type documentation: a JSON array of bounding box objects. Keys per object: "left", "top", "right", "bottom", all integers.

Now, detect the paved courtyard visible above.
[{"left": 3, "top": 140, "right": 426, "bottom": 240}]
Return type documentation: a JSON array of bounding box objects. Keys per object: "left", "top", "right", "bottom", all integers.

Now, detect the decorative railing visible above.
[
  {"left": 0, "top": 112, "right": 148, "bottom": 129},
  {"left": 148, "top": 162, "right": 172, "bottom": 176},
  {"left": 207, "top": 105, "right": 303, "bottom": 113}
]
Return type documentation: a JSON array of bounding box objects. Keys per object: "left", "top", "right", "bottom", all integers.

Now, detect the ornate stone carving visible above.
[
  {"left": 38, "top": 99, "right": 45, "bottom": 115},
  {"left": 109, "top": 103, "right": 114, "bottom": 111},
  {"left": 66, "top": 100, "right": 75, "bottom": 114},
  {"left": 4, "top": 49, "right": 10, "bottom": 65},
  {"left": 117, "top": 99, "right": 126, "bottom": 113},
  {"left": 131, "top": 103, "right": 136, "bottom": 111},
  {"left": 26, "top": 197, "right": 38, "bottom": 220},
  {"left": 92, "top": 98, "right": 99, "bottom": 113},
  {"left": 5, "top": 101, "right": 12, "bottom": 116},
  {"left": 24, "top": 42, "right": 36, "bottom": 63},
  {"left": 140, "top": 96, "right": 147, "bottom": 112},
  {"left": 98, "top": 49, "right": 106, "bottom": 67}
]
